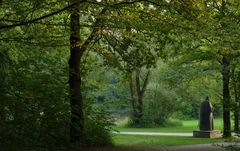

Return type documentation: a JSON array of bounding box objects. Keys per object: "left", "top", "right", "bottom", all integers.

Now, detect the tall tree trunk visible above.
[
  {"left": 234, "top": 93, "right": 239, "bottom": 132},
  {"left": 222, "top": 56, "right": 231, "bottom": 137},
  {"left": 233, "top": 70, "right": 240, "bottom": 132},
  {"left": 68, "top": 5, "right": 106, "bottom": 143},
  {"left": 237, "top": 74, "right": 240, "bottom": 132},
  {"left": 129, "top": 72, "right": 137, "bottom": 123},
  {"left": 69, "top": 3, "right": 84, "bottom": 143},
  {"left": 135, "top": 67, "right": 143, "bottom": 126},
  {"left": 129, "top": 68, "right": 150, "bottom": 127},
  {"left": 129, "top": 71, "right": 140, "bottom": 126}
]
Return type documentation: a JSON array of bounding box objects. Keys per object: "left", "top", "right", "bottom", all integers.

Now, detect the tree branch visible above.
[
  {"left": 136, "top": 67, "right": 142, "bottom": 98},
  {"left": 0, "top": 1, "right": 86, "bottom": 30},
  {"left": 141, "top": 70, "right": 151, "bottom": 97},
  {"left": 80, "top": 7, "right": 107, "bottom": 51}
]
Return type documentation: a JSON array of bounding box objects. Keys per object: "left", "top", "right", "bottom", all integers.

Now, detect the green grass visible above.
[
  {"left": 115, "top": 118, "right": 223, "bottom": 133},
  {"left": 113, "top": 135, "right": 224, "bottom": 147}
]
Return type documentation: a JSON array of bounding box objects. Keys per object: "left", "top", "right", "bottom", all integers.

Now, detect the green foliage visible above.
[
  {"left": 82, "top": 104, "right": 114, "bottom": 147},
  {"left": 79, "top": 54, "right": 118, "bottom": 147},
  {"left": 142, "top": 85, "right": 180, "bottom": 127},
  {"left": 160, "top": 119, "right": 183, "bottom": 127},
  {"left": 224, "top": 145, "right": 240, "bottom": 151},
  {"left": 1, "top": 0, "right": 240, "bottom": 150},
  {"left": 0, "top": 48, "right": 70, "bottom": 151},
  {"left": 216, "top": 140, "right": 240, "bottom": 151},
  {"left": 0, "top": 47, "right": 115, "bottom": 151},
  {"left": 157, "top": 59, "right": 223, "bottom": 119}
]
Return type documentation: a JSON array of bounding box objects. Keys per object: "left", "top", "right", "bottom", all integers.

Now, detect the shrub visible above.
[
  {"left": 142, "top": 85, "right": 181, "bottom": 127},
  {"left": 81, "top": 103, "right": 114, "bottom": 147}
]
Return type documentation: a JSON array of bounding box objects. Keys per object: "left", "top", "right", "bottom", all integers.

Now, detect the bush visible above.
[
  {"left": 160, "top": 119, "right": 183, "bottom": 127},
  {"left": 0, "top": 51, "right": 70, "bottom": 151},
  {"left": 81, "top": 104, "right": 114, "bottom": 146},
  {"left": 141, "top": 85, "right": 181, "bottom": 127},
  {"left": 115, "top": 117, "right": 130, "bottom": 128}
]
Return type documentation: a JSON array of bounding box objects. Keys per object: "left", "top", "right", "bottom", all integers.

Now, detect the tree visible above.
[
  {"left": 69, "top": 3, "right": 84, "bottom": 143},
  {"left": 167, "top": 0, "right": 240, "bottom": 137},
  {"left": 206, "top": 0, "right": 240, "bottom": 137},
  {"left": 129, "top": 68, "right": 151, "bottom": 126},
  {"left": 231, "top": 62, "right": 240, "bottom": 132}
]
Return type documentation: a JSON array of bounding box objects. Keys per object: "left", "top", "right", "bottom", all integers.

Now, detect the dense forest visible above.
[{"left": 0, "top": 0, "right": 240, "bottom": 151}]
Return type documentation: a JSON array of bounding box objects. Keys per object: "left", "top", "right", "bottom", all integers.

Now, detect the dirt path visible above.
[
  {"left": 77, "top": 142, "right": 240, "bottom": 151},
  {"left": 83, "top": 144, "right": 225, "bottom": 151},
  {"left": 162, "top": 144, "right": 225, "bottom": 151}
]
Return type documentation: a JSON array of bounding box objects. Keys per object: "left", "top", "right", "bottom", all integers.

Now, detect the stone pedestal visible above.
[{"left": 193, "top": 130, "right": 221, "bottom": 138}]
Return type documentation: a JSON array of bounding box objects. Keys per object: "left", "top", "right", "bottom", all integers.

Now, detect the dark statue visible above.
[
  {"left": 193, "top": 96, "right": 220, "bottom": 138},
  {"left": 199, "top": 96, "right": 214, "bottom": 131}
]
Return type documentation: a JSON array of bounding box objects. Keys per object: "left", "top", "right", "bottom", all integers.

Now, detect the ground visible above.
[
  {"left": 71, "top": 119, "right": 239, "bottom": 151},
  {"left": 82, "top": 144, "right": 224, "bottom": 151},
  {"left": 82, "top": 142, "right": 240, "bottom": 151}
]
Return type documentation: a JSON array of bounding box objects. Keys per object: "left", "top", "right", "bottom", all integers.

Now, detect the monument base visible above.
[{"left": 193, "top": 130, "right": 221, "bottom": 138}]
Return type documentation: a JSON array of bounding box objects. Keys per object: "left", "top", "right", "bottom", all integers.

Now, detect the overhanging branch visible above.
[
  {"left": 0, "top": 1, "right": 86, "bottom": 30},
  {"left": 0, "top": 0, "right": 169, "bottom": 30}
]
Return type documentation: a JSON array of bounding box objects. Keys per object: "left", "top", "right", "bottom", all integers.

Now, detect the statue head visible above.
[{"left": 205, "top": 96, "right": 209, "bottom": 101}]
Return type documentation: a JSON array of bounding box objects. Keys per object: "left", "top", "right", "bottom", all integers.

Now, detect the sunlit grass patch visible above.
[
  {"left": 115, "top": 118, "right": 223, "bottom": 133},
  {"left": 113, "top": 135, "right": 224, "bottom": 147}
]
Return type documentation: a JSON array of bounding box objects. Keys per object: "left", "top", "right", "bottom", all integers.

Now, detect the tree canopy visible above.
[{"left": 0, "top": 0, "right": 240, "bottom": 150}]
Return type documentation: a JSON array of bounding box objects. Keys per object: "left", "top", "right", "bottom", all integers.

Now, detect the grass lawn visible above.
[
  {"left": 115, "top": 118, "right": 223, "bottom": 133},
  {"left": 113, "top": 135, "right": 224, "bottom": 147}
]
